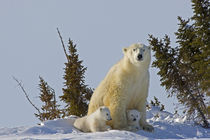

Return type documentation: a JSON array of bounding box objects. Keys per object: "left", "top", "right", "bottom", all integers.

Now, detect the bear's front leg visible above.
[
  {"left": 108, "top": 103, "right": 127, "bottom": 130},
  {"left": 90, "top": 125, "right": 100, "bottom": 132},
  {"left": 90, "top": 120, "right": 100, "bottom": 132},
  {"left": 137, "top": 101, "right": 154, "bottom": 132}
]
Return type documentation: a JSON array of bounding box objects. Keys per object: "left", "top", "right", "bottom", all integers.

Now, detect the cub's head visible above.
[
  {"left": 99, "top": 106, "right": 112, "bottom": 121},
  {"left": 127, "top": 109, "right": 141, "bottom": 122},
  {"left": 123, "top": 43, "right": 151, "bottom": 66}
]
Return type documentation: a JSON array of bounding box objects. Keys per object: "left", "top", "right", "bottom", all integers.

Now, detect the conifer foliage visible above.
[
  {"left": 35, "top": 76, "right": 61, "bottom": 122},
  {"left": 150, "top": 96, "right": 165, "bottom": 111},
  {"left": 148, "top": 0, "right": 209, "bottom": 128},
  {"left": 59, "top": 39, "right": 93, "bottom": 117}
]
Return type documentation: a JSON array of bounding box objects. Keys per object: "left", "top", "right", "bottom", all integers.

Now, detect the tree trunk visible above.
[{"left": 189, "top": 92, "right": 209, "bottom": 128}]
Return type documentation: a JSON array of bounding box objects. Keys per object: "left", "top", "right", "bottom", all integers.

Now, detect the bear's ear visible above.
[{"left": 123, "top": 48, "right": 127, "bottom": 53}]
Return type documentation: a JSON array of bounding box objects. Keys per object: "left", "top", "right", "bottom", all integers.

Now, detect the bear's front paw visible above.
[{"left": 142, "top": 124, "right": 154, "bottom": 132}]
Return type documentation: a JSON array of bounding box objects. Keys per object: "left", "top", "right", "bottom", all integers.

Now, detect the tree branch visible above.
[
  {"left": 13, "top": 76, "right": 41, "bottom": 115},
  {"left": 56, "top": 28, "right": 69, "bottom": 62}
]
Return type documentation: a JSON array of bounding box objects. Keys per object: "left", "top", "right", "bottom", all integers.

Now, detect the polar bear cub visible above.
[
  {"left": 73, "top": 106, "right": 112, "bottom": 132},
  {"left": 127, "top": 109, "right": 141, "bottom": 131}
]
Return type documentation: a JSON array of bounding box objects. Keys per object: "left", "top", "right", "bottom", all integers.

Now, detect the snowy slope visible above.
[{"left": 0, "top": 107, "right": 209, "bottom": 140}]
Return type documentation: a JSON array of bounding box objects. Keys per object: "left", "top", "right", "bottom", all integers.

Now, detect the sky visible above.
[{"left": 0, "top": 0, "right": 193, "bottom": 127}]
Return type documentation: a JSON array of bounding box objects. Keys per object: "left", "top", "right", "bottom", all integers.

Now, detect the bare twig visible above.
[
  {"left": 57, "top": 28, "right": 69, "bottom": 62},
  {"left": 13, "top": 76, "right": 41, "bottom": 115}
]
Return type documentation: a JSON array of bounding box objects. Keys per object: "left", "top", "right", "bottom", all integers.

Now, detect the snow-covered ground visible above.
[{"left": 0, "top": 107, "right": 209, "bottom": 140}]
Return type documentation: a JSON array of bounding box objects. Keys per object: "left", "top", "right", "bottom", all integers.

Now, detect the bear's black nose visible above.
[
  {"left": 138, "top": 54, "right": 142, "bottom": 60},
  {"left": 133, "top": 118, "right": 136, "bottom": 121}
]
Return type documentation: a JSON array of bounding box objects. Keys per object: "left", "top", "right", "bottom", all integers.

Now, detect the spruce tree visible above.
[
  {"left": 191, "top": 0, "right": 210, "bottom": 94},
  {"left": 60, "top": 39, "right": 93, "bottom": 117},
  {"left": 148, "top": 0, "right": 209, "bottom": 128},
  {"left": 35, "top": 76, "right": 61, "bottom": 121},
  {"left": 150, "top": 96, "right": 165, "bottom": 111}
]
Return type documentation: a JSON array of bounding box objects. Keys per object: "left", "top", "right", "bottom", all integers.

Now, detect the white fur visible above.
[
  {"left": 88, "top": 43, "right": 154, "bottom": 132},
  {"left": 127, "top": 109, "right": 141, "bottom": 131},
  {"left": 73, "top": 106, "right": 112, "bottom": 132}
]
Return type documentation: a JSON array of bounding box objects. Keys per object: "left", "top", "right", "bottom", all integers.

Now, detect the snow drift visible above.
[{"left": 0, "top": 106, "right": 209, "bottom": 140}]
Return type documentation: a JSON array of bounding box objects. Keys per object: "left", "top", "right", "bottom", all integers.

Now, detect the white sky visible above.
[{"left": 0, "top": 0, "right": 193, "bottom": 127}]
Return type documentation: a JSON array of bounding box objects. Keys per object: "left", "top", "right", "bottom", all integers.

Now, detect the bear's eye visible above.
[
  {"left": 131, "top": 114, "right": 133, "bottom": 117},
  {"left": 133, "top": 48, "right": 136, "bottom": 51},
  {"left": 106, "top": 113, "right": 108, "bottom": 116},
  {"left": 142, "top": 49, "right": 145, "bottom": 52}
]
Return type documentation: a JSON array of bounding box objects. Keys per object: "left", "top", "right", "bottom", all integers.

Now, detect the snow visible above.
[{"left": 0, "top": 107, "right": 209, "bottom": 140}]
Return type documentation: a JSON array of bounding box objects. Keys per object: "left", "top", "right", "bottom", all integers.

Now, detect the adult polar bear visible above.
[{"left": 88, "top": 43, "right": 154, "bottom": 132}]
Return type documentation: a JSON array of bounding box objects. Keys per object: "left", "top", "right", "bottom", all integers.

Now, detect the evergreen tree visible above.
[
  {"left": 35, "top": 76, "right": 61, "bottom": 121},
  {"left": 150, "top": 96, "right": 165, "bottom": 111},
  {"left": 154, "top": 96, "right": 160, "bottom": 106},
  {"left": 191, "top": 0, "right": 210, "bottom": 94},
  {"left": 160, "top": 104, "right": 165, "bottom": 111},
  {"left": 148, "top": 0, "right": 209, "bottom": 128},
  {"left": 60, "top": 39, "right": 93, "bottom": 117}
]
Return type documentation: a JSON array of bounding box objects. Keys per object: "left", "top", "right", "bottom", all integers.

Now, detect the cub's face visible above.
[
  {"left": 127, "top": 110, "right": 140, "bottom": 122},
  {"left": 123, "top": 43, "right": 151, "bottom": 66},
  {"left": 100, "top": 106, "right": 112, "bottom": 121}
]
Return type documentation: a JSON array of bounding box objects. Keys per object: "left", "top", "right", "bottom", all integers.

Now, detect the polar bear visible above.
[
  {"left": 87, "top": 43, "right": 154, "bottom": 132},
  {"left": 73, "top": 106, "right": 112, "bottom": 132},
  {"left": 127, "top": 109, "right": 141, "bottom": 131}
]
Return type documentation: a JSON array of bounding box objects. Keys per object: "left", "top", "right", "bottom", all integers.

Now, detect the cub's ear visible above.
[{"left": 123, "top": 48, "right": 127, "bottom": 53}]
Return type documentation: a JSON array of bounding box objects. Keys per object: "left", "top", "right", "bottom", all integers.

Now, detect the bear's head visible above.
[
  {"left": 126, "top": 109, "right": 141, "bottom": 122},
  {"left": 99, "top": 106, "right": 112, "bottom": 121},
  {"left": 123, "top": 43, "right": 151, "bottom": 67}
]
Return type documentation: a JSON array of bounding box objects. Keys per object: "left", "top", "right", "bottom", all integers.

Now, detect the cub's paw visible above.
[
  {"left": 127, "top": 125, "right": 139, "bottom": 132},
  {"left": 135, "top": 126, "right": 141, "bottom": 130},
  {"left": 105, "top": 125, "right": 112, "bottom": 131}
]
